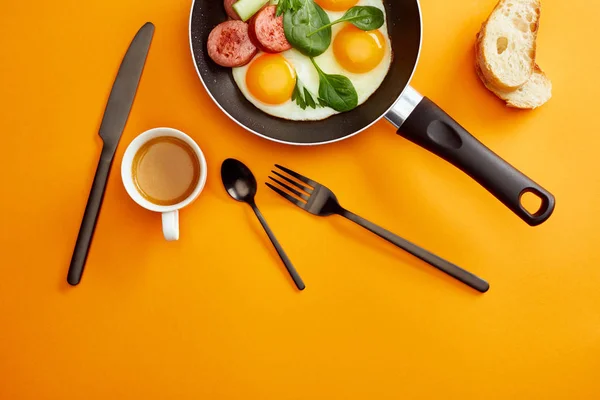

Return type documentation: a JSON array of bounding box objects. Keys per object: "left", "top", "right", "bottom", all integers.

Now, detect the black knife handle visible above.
[{"left": 67, "top": 146, "right": 114, "bottom": 286}]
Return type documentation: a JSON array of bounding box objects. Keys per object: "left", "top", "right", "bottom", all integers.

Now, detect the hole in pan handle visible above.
[{"left": 385, "top": 87, "right": 556, "bottom": 227}]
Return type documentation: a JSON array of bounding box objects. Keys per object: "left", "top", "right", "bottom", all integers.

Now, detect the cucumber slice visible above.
[{"left": 232, "top": 0, "right": 270, "bottom": 22}]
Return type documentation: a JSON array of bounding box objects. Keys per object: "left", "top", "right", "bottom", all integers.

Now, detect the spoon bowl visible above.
[{"left": 221, "top": 158, "right": 257, "bottom": 203}]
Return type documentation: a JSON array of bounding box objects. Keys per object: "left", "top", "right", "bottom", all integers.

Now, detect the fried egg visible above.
[{"left": 232, "top": 0, "right": 392, "bottom": 121}]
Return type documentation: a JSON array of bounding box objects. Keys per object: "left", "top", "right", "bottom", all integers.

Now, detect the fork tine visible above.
[
  {"left": 266, "top": 183, "right": 307, "bottom": 209},
  {"left": 272, "top": 171, "right": 313, "bottom": 194},
  {"left": 269, "top": 177, "right": 310, "bottom": 201},
  {"left": 274, "top": 164, "right": 318, "bottom": 188}
]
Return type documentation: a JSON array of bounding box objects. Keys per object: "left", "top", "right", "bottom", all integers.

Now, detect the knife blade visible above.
[{"left": 67, "top": 22, "right": 155, "bottom": 286}]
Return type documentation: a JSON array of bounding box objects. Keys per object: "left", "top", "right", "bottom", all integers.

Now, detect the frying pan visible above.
[{"left": 189, "top": 0, "right": 555, "bottom": 226}]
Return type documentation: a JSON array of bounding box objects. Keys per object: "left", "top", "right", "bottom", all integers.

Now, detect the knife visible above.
[{"left": 67, "top": 22, "right": 155, "bottom": 286}]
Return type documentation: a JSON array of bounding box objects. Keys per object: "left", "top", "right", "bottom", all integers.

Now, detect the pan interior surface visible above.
[{"left": 189, "top": 0, "right": 422, "bottom": 144}]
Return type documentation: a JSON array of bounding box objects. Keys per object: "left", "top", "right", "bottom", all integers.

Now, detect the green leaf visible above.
[
  {"left": 307, "top": 6, "right": 384, "bottom": 37},
  {"left": 293, "top": 77, "right": 321, "bottom": 110},
  {"left": 291, "top": 80, "right": 305, "bottom": 109},
  {"left": 304, "top": 87, "right": 316, "bottom": 109},
  {"left": 341, "top": 6, "right": 384, "bottom": 30},
  {"left": 276, "top": 0, "right": 286, "bottom": 16},
  {"left": 283, "top": 0, "right": 332, "bottom": 57},
  {"left": 276, "top": 0, "right": 302, "bottom": 16},
  {"left": 311, "top": 58, "right": 358, "bottom": 112}
]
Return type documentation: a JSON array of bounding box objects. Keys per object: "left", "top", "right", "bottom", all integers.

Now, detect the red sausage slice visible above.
[
  {"left": 207, "top": 21, "right": 258, "bottom": 67},
  {"left": 224, "top": 0, "right": 241, "bottom": 20},
  {"left": 249, "top": 6, "right": 292, "bottom": 53}
]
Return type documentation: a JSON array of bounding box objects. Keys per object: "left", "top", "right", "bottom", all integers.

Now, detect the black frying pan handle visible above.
[{"left": 398, "top": 97, "right": 555, "bottom": 226}]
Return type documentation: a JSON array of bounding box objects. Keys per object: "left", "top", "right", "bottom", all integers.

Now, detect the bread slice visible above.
[
  {"left": 476, "top": 0, "right": 541, "bottom": 91},
  {"left": 476, "top": 63, "right": 552, "bottom": 109}
]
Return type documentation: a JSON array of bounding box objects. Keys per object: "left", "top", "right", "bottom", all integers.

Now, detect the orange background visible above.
[{"left": 1, "top": 0, "right": 599, "bottom": 398}]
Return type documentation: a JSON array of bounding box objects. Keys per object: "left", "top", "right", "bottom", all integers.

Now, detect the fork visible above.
[{"left": 266, "top": 165, "right": 489, "bottom": 293}]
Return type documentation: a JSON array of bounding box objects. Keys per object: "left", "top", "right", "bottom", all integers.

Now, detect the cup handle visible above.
[{"left": 162, "top": 210, "right": 179, "bottom": 241}]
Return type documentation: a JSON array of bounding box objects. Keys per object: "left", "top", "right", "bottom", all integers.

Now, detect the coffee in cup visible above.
[{"left": 122, "top": 128, "right": 207, "bottom": 241}]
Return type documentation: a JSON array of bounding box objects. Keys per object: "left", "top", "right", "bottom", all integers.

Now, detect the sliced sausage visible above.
[
  {"left": 249, "top": 6, "right": 291, "bottom": 53},
  {"left": 207, "top": 21, "right": 258, "bottom": 67},
  {"left": 224, "top": 0, "right": 241, "bottom": 20}
]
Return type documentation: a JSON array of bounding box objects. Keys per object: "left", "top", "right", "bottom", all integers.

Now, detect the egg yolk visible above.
[
  {"left": 314, "top": 0, "right": 358, "bottom": 12},
  {"left": 246, "top": 54, "right": 296, "bottom": 105},
  {"left": 333, "top": 25, "right": 386, "bottom": 74}
]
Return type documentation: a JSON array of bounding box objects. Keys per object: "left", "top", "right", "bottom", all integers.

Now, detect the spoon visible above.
[{"left": 221, "top": 158, "right": 305, "bottom": 291}]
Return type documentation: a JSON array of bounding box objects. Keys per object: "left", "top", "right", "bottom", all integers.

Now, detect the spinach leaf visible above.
[
  {"left": 342, "top": 6, "right": 385, "bottom": 30},
  {"left": 292, "top": 77, "right": 321, "bottom": 110},
  {"left": 311, "top": 58, "right": 358, "bottom": 112},
  {"left": 283, "top": 0, "right": 332, "bottom": 57},
  {"left": 307, "top": 6, "right": 384, "bottom": 37}
]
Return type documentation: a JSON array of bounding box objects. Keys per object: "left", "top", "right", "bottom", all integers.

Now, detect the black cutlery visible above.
[
  {"left": 221, "top": 159, "right": 305, "bottom": 291},
  {"left": 67, "top": 22, "right": 155, "bottom": 286},
  {"left": 266, "top": 165, "right": 489, "bottom": 293}
]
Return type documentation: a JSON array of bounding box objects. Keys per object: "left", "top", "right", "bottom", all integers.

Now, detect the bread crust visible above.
[
  {"left": 476, "top": 0, "right": 541, "bottom": 91},
  {"left": 476, "top": 63, "right": 551, "bottom": 109}
]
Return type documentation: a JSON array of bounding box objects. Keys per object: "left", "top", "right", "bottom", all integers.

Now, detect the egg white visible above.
[
  {"left": 232, "top": 49, "right": 337, "bottom": 121},
  {"left": 232, "top": 0, "right": 392, "bottom": 121}
]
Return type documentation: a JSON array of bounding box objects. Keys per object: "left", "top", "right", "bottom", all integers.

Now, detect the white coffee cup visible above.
[{"left": 121, "top": 127, "right": 207, "bottom": 241}]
